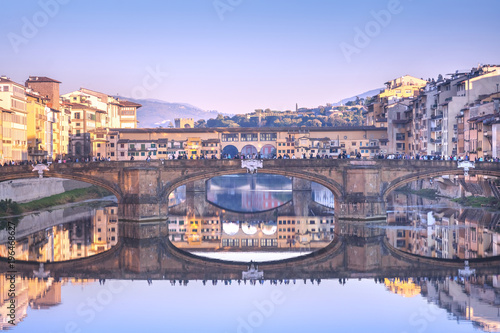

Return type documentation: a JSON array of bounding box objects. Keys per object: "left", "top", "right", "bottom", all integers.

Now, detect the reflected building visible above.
[
  {"left": 0, "top": 275, "right": 61, "bottom": 329},
  {"left": 386, "top": 192, "right": 500, "bottom": 260},
  {"left": 419, "top": 276, "right": 500, "bottom": 332},
  {"left": 0, "top": 205, "right": 119, "bottom": 262},
  {"left": 384, "top": 278, "right": 421, "bottom": 297},
  {"left": 277, "top": 216, "right": 334, "bottom": 248}
]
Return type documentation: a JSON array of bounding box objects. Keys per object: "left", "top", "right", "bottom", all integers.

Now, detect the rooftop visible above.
[{"left": 26, "top": 76, "right": 61, "bottom": 84}]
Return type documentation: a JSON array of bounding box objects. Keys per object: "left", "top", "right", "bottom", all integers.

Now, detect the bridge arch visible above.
[
  {"left": 0, "top": 168, "right": 123, "bottom": 201},
  {"left": 260, "top": 144, "right": 275, "bottom": 159},
  {"left": 382, "top": 168, "right": 500, "bottom": 200},
  {"left": 241, "top": 145, "right": 258, "bottom": 156},
  {"left": 221, "top": 145, "right": 238, "bottom": 157},
  {"left": 163, "top": 168, "right": 344, "bottom": 207}
]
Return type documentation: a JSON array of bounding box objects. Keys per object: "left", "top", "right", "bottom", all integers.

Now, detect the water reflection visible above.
[
  {"left": 0, "top": 203, "right": 118, "bottom": 262},
  {"left": 0, "top": 275, "right": 93, "bottom": 329},
  {"left": 206, "top": 174, "right": 293, "bottom": 212},
  {"left": 2, "top": 176, "right": 500, "bottom": 332},
  {"left": 2, "top": 273, "right": 500, "bottom": 332},
  {"left": 165, "top": 175, "right": 336, "bottom": 261},
  {"left": 386, "top": 192, "right": 500, "bottom": 259}
]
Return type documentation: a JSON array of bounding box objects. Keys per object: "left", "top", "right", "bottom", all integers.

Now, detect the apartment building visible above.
[
  {"left": 0, "top": 77, "right": 27, "bottom": 163},
  {"left": 26, "top": 90, "right": 50, "bottom": 161}
]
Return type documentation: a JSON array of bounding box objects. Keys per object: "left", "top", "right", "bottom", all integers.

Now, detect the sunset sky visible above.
[{"left": 1, "top": 0, "right": 499, "bottom": 114}]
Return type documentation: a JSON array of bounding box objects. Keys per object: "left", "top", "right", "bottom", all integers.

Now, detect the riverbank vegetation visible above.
[
  {"left": 18, "top": 186, "right": 113, "bottom": 213},
  {"left": 0, "top": 199, "right": 22, "bottom": 217},
  {"left": 451, "top": 196, "right": 500, "bottom": 210},
  {"left": 395, "top": 186, "right": 440, "bottom": 200}
]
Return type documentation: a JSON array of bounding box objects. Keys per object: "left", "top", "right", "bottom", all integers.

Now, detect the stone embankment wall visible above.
[{"left": 0, "top": 178, "right": 92, "bottom": 203}]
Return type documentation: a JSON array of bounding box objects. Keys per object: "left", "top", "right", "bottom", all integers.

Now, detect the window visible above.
[
  {"left": 110, "top": 143, "right": 115, "bottom": 147},
  {"left": 260, "top": 133, "right": 277, "bottom": 141},
  {"left": 151, "top": 143, "right": 156, "bottom": 148},
  {"left": 352, "top": 142, "right": 356, "bottom": 146},
  {"left": 74, "top": 113, "right": 81, "bottom": 119},
  {"left": 396, "top": 133, "right": 405, "bottom": 140},
  {"left": 241, "top": 133, "right": 258, "bottom": 141},
  {"left": 97, "top": 143, "right": 101, "bottom": 148},
  {"left": 222, "top": 133, "right": 239, "bottom": 142},
  {"left": 120, "top": 152, "right": 125, "bottom": 156}
]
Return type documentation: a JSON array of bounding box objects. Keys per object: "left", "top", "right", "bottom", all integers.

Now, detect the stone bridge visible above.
[
  {"left": 0, "top": 160, "right": 499, "bottom": 221},
  {"left": 3, "top": 221, "right": 500, "bottom": 281}
]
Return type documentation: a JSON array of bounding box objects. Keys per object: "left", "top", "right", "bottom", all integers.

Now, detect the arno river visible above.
[{"left": 1, "top": 174, "right": 500, "bottom": 333}]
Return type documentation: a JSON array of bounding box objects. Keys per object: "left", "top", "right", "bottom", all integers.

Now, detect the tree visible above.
[{"left": 194, "top": 119, "right": 206, "bottom": 128}]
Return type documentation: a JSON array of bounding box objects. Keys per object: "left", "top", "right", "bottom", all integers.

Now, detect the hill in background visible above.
[
  {"left": 126, "top": 88, "right": 382, "bottom": 128},
  {"left": 332, "top": 88, "right": 383, "bottom": 106},
  {"left": 123, "top": 97, "right": 222, "bottom": 128}
]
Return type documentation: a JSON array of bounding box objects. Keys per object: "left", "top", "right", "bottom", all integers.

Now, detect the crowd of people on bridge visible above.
[{"left": 2, "top": 152, "right": 500, "bottom": 167}]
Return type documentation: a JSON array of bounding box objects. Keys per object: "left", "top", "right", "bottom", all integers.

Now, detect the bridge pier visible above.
[
  {"left": 335, "top": 195, "right": 386, "bottom": 221},
  {"left": 118, "top": 168, "right": 167, "bottom": 221}
]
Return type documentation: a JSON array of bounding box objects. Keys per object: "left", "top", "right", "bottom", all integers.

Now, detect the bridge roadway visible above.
[
  {"left": 0, "top": 159, "right": 499, "bottom": 221},
  {"left": 2, "top": 221, "right": 500, "bottom": 281}
]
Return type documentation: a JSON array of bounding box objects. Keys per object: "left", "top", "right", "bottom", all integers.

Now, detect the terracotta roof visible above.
[
  {"left": 119, "top": 100, "right": 142, "bottom": 108},
  {"left": 0, "top": 77, "right": 24, "bottom": 87},
  {"left": 80, "top": 88, "right": 108, "bottom": 102},
  {"left": 26, "top": 76, "right": 61, "bottom": 83}
]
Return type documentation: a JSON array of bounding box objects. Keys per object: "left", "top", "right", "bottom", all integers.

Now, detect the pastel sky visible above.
[{"left": 1, "top": 0, "right": 499, "bottom": 114}]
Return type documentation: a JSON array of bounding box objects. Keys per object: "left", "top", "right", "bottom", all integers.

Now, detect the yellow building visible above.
[
  {"left": 379, "top": 75, "right": 427, "bottom": 102},
  {"left": 0, "top": 77, "right": 27, "bottom": 163},
  {"left": 384, "top": 278, "right": 421, "bottom": 297},
  {"left": 26, "top": 90, "right": 50, "bottom": 161},
  {"left": 53, "top": 105, "right": 71, "bottom": 160}
]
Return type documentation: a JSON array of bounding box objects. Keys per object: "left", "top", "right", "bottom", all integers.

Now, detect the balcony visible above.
[
  {"left": 452, "top": 137, "right": 457, "bottom": 143},
  {"left": 430, "top": 138, "right": 442, "bottom": 144},
  {"left": 431, "top": 113, "right": 443, "bottom": 120},
  {"left": 431, "top": 104, "right": 437, "bottom": 109},
  {"left": 431, "top": 126, "right": 442, "bottom": 132},
  {"left": 28, "top": 148, "right": 48, "bottom": 156}
]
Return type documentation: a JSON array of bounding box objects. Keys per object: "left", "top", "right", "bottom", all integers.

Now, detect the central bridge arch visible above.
[{"left": 162, "top": 168, "right": 344, "bottom": 207}]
